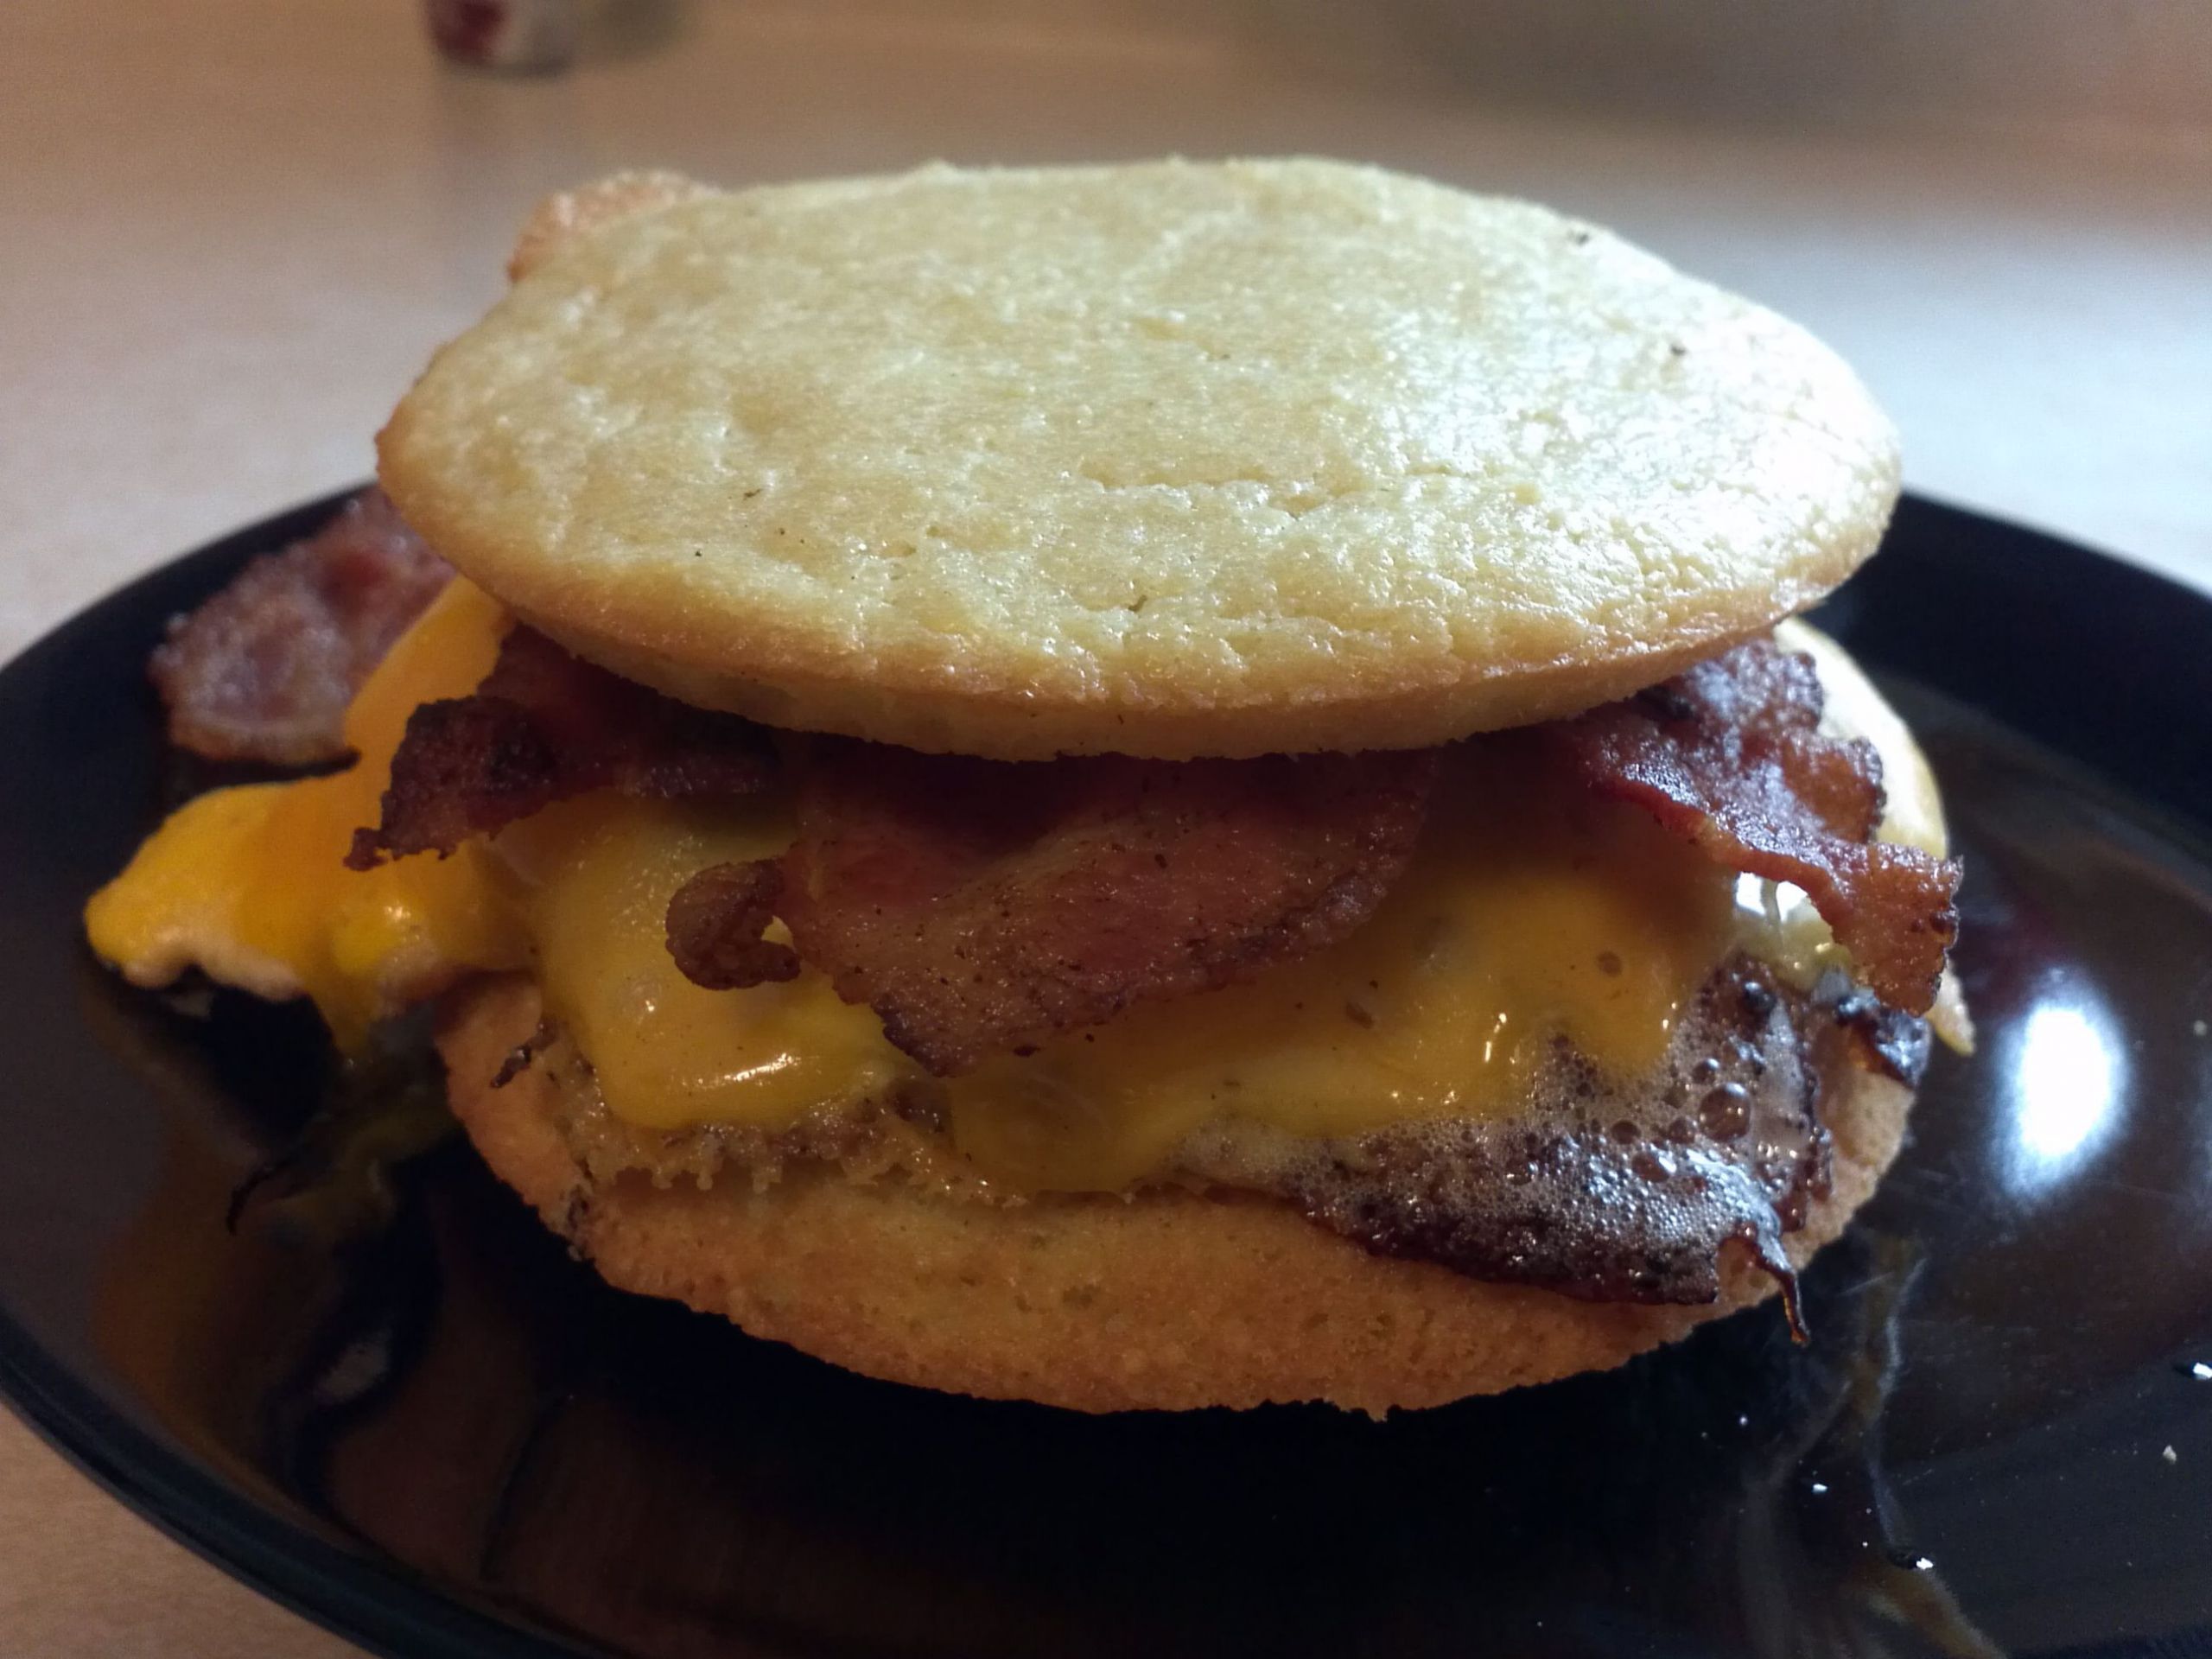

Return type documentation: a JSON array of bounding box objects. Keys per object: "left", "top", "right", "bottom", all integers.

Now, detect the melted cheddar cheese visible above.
[
  {"left": 947, "top": 766, "right": 1732, "bottom": 1190},
  {"left": 86, "top": 580, "right": 528, "bottom": 1048},
  {"left": 86, "top": 594, "right": 1952, "bottom": 1192},
  {"left": 497, "top": 795, "right": 914, "bottom": 1131}
]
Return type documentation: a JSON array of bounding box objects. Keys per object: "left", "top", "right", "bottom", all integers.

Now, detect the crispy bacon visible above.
[
  {"left": 351, "top": 606, "right": 1952, "bottom": 1060},
  {"left": 152, "top": 488, "right": 451, "bottom": 766},
  {"left": 346, "top": 626, "right": 774, "bottom": 868},
  {"left": 661, "top": 639, "right": 1956, "bottom": 1065},
  {"left": 671, "top": 743, "right": 1439, "bottom": 1075},
  {"left": 665, "top": 861, "right": 798, "bottom": 989},
  {"left": 1554, "top": 639, "right": 1960, "bottom": 1014}
]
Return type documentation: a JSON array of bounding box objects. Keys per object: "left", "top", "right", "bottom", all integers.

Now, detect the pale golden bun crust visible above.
[
  {"left": 438, "top": 976, "right": 1911, "bottom": 1414},
  {"left": 505, "top": 170, "right": 715, "bottom": 283},
  {"left": 381, "top": 159, "right": 1900, "bottom": 760}
]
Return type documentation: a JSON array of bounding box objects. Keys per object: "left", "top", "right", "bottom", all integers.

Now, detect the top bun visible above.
[{"left": 380, "top": 158, "right": 1898, "bottom": 760}]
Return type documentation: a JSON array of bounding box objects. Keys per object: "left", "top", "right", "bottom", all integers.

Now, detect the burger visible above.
[{"left": 86, "top": 159, "right": 1965, "bottom": 1414}]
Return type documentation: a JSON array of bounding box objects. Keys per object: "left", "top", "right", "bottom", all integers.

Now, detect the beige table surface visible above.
[{"left": 2, "top": 2, "right": 2209, "bottom": 1655}]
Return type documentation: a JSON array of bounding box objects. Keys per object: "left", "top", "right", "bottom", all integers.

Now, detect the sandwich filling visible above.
[{"left": 89, "top": 493, "right": 1961, "bottom": 1317}]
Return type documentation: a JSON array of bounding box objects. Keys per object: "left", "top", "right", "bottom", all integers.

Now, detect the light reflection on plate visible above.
[{"left": 2002, "top": 978, "right": 2126, "bottom": 1193}]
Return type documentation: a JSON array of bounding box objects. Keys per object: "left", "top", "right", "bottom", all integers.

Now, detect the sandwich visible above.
[{"left": 86, "top": 159, "right": 1965, "bottom": 1414}]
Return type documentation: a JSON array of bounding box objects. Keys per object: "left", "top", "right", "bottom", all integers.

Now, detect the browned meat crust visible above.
[
  {"left": 1187, "top": 958, "right": 1923, "bottom": 1331},
  {"left": 151, "top": 487, "right": 450, "bottom": 766},
  {"left": 441, "top": 972, "right": 1920, "bottom": 1411},
  {"left": 1552, "top": 639, "right": 1960, "bottom": 1014},
  {"left": 682, "top": 742, "right": 1439, "bottom": 1074},
  {"left": 494, "top": 951, "right": 1922, "bottom": 1327},
  {"left": 664, "top": 861, "right": 798, "bottom": 990},
  {"left": 346, "top": 626, "right": 775, "bottom": 868}
]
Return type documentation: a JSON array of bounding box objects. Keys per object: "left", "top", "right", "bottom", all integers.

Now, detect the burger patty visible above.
[
  {"left": 487, "top": 952, "right": 1923, "bottom": 1319},
  {"left": 1185, "top": 956, "right": 1928, "bottom": 1317}
]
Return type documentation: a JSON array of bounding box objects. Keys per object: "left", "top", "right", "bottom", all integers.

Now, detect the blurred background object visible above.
[
  {"left": 1270, "top": 0, "right": 2212, "bottom": 139},
  {"left": 427, "top": 0, "right": 581, "bottom": 73},
  {"left": 0, "top": 3, "right": 2205, "bottom": 1648},
  {"left": 3, "top": 0, "right": 2207, "bottom": 677}
]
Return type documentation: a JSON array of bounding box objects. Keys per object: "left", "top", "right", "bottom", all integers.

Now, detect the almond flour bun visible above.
[
  {"left": 379, "top": 158, "right": 1899, "bottom": 761},
  {"left": 437, "top": 976, "right": 1912, "bottom": 1415}
]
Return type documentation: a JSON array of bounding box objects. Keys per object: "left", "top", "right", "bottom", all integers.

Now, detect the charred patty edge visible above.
[{"left": 476, "top": 957, "right": 1921, "bottom": 1312}]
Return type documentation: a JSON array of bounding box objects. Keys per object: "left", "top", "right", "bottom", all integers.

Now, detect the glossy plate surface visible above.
[{"left": 0, "top": 492, "right": 2209, "bottom": 1659}]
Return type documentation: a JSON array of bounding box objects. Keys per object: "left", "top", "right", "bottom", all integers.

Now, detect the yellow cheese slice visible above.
[{"left": 86, "top": 598, "right": 1954, "bottom": 1189}]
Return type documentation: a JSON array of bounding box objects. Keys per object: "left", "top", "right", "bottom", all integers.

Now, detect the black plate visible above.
[{"left": 3, "top": 491, "right": 2210, "bottom": 1659}]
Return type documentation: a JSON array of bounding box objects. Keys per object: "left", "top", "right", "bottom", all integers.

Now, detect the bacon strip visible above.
[
  {"left": 671, "top": 743, "right": 1438, "bottom": 1075},
  {"left": 665, "top": 861, "right": 798, "bottom": 989},
  {"left": 353, "top": 610, "right": 1951, "bottom": 1055},
  {"left": 346, "top": 626, "right": 775, "bottom": 868},
  {"left": 152, "top": 488, "right": 451, "bottom": 766},
  {"left": 1553, "top": 639, "right": 1960, "bottom": 1014}
]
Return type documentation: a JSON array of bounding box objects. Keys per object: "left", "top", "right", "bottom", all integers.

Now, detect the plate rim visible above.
[{"left": 0, "top": 485, "right": 595, "bottom": 1659}]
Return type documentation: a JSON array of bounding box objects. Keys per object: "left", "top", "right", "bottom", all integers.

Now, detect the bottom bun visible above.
[{"left": 437, "top": 976, "right": 1910, "bottom": 1414}]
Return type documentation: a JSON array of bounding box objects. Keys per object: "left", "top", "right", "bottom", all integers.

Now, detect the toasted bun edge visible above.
[{"left": 436, "top": 976, "right": 1910, "bottom": 1414}]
